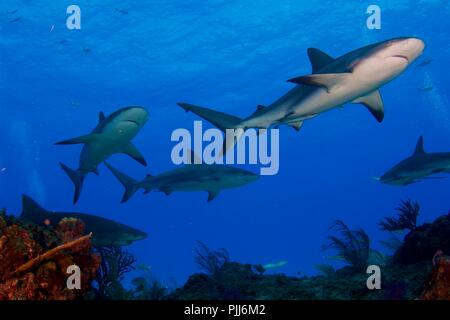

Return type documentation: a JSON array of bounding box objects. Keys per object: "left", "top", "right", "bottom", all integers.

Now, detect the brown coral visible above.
[
  {"left": 0, "top": 213, "right": 100, "bottom": 300},
  {"left": 421, "top": 254, "right": 450, "bottom": 300}
]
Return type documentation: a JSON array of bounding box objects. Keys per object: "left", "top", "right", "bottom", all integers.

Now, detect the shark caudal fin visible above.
[
  {"left": 177, "top": 102, "right": 246, "bottom": 155},
  {"left": 59, "top": 162, "right": 87, "bottom": 204},
  {"left": 177, "top": 102, "right": 243, "bottom": 132},
  {"left": 104, "top": 162, "right": 139, "bottom": 203},
  {"left": 20, "top": 194, "right": 48, "bottom": 222}
]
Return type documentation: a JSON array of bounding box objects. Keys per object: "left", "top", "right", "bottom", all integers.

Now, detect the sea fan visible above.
[
  {"left": 379, "top": 233, "right": 403, "bottom": 253},
  {"left": 194, "top": 240, "right": 230, "bottom": 275},
  {"left": 379, "top": 199, "right": 420, "bottom": 232},
  {"left": 326, "top": 220, "right": 370, "bottom": 273}
]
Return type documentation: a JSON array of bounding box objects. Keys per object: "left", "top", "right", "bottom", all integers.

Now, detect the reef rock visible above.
[
  {"left": 394, "top": 213, "right": 450, "bottom": 265},
  {"left": 0, "top": 212, "right": 100, "bottom": 300},
  {"left": 421, "top": 254, "right": 450, "bottom": 300}
]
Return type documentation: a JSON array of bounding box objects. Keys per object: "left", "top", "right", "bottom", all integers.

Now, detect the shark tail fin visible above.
[
  {"left": 104, "top": 162, "right": 139, "bottom": 203},
  {"left": 177, "top": 102, "right": 243, "bottom": 132},
  {"left": 59, "top": 162, "right": 86, "bottom": 204},
  {"left": 20, "top": 194, "right": 47, "bottom": 221},
  {"left": 177, "top": 102, "right": 247, "bottom": 155}
]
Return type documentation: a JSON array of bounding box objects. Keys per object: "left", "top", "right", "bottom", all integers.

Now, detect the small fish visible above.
[
  {"left": 7, "top": 9, "right": 18, "bottom": 14},
  {"left": 0, "top": 167, "right": 6, "bottom": 172},
  {"left": 58, "top": 39, "right": 67, "bottom": 46},
  {"left": 262, "top": 260, "right": 288, "bottom": 270},
  {"left": 70, "top": 101, "right": 80, "bottom": 107},
  {"left": 415, "top": 59, "right": 433, "bottom": 69},
  {"left": 418, "top": 85, "right": 433, "bottom": 92},
  {"left": 115, "top": 8, "right": 128, "bottom": 15},
  {"left": 9, "top": 17, "right": 21, "bottom": 23},
  {"left": 50, "top": 24, "right": 55, "bottom": 32},
  {"left": 83, "top": 47, "right": 92, "bottom": 53}
]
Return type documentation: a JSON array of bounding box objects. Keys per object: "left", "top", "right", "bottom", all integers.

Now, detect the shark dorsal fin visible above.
[
  {"left": 307, "top": 48, "right": 335, "bottom": 73},
  {"left": 21, "top": 194, "right": 47, "bottom": 219},
  {"left": 99, "top": 111, "right": 106, "bottom": 123},
  {"left": 250, "top": 105, "right": 267, "bottom": 117},
  {"left": 413, "top": 136, "right": 426, "bottom": 155}
]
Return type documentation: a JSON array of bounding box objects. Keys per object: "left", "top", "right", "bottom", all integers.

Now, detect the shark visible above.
[
  {"left": 177, "top": 37, "right": 425, "bottom": 149},
  {"left": 104, "top": 161, "right": 259, "bottom": 203},
  {"left": 55, "top": 106, "right": 149, "bottom": 204},
  {"left": 376, "top": 136, "right": 450, "bottom": 185},
  {"left": 20, "top": 194, "right": 147, "bottom": 247}
]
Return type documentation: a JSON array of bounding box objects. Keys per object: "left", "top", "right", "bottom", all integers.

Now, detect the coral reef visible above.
[
  {"left": 0, "top": 212, "right": 100, "bottom": 300},
  {"left": 379, "top": 199, "right": 420, "bottom": 232},
  {"left": 393, "top": 213, "right": 450, "bottom": 265},
  {"left": 91, "top": 246, "right": 137, "bottom": 299},
  {"left": 325, "top": 220, "right": 371, "bottom": 273},
  {"left": 130, "top": 277, "right": 169, "bottom": 300},
  {"left": 421, "top": 254, "right": 450, "bottom": 300},
  {"left": 194, "top": 241, "right": 230, "bottom": 275},
  {"left": 169, "top": 261, "right": 432, "bottom": 300}
]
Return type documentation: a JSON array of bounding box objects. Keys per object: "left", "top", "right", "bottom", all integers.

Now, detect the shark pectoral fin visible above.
[
  {"left": 121, "top": 142, "right": 147, "bottom": 166},
  {"left": 307, "top": 48, "right": 335, "bottom": 73},
  {"left": 352, "top": 90, "right": 384, "bottom": 123},
  {"left": 288, "top": 121, "right": 304, "bottom": 132},
  {"left": 54, "top": 133, "right": 100, "bottom": 145},
  {"left": 207, "top": 190, "right": 220, "bottom": 202},
  {"left": 287, "top": 73, "right": 352, "bottom": 93}
]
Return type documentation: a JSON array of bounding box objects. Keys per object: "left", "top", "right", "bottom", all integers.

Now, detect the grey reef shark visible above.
[
  {"left": 55, "top": 106, "right": 149, "bottom": 204},
  {"left": 177, "top": 37, "right": 425, "bottom": 151},
  {"left": 104, "top": 160, "right": 259, "bottom": 203},
  {"left": 376, "top": 136, "right": 450, "bottom": 186},
  {"left": 20, "top": 194, "right": 147, "bottom": 247}
]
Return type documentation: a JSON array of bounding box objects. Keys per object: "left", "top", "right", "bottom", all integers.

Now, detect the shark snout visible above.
[
  {"left": 397, "top": 37, "right": 425, "bottom": 63},
  {"left": 122, "top": 106, "right": 149, "bottom": 127}
]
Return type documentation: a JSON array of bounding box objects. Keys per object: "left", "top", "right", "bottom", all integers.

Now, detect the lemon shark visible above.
[
  {"left": 376, "top": 136, "right": 450, "bottom": 185},
  {"left": 104, "top": 161, "right": 259, "bottom": 203},
  {"left": 20, "top": 194, "right": 147, "bottom": 247},
  {"left": 55, "top": 106, "right": 149, "bottom": 204},
  {"left": 177, "top": 37, "right": 424, "bottom": 147}
]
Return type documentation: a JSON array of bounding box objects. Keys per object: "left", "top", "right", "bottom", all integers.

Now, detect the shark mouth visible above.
[
  {"left": 124, "top": 120, "right": 140, "bottom": 126},
  {"left": 389, "top": 55, "right": 409, "bottom": 63}
]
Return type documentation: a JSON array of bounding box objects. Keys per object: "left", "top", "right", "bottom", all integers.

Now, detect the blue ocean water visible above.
[{"left": 0, "top": 0, "right": 449, "bottom": 287}]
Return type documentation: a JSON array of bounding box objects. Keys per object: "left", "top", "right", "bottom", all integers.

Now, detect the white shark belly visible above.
[{"left": 287, "top": 85, "right": 370, "bottom": 118}]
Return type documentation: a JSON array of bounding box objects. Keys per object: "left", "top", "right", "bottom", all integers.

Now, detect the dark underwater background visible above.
[{"left": 1, "top": 0, "right": 449, "bottom": 294}]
